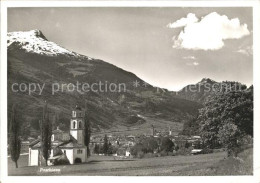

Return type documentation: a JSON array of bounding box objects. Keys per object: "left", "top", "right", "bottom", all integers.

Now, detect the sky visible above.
[{"left": 7, "top": 7, "right": 253, "bottom": 91}]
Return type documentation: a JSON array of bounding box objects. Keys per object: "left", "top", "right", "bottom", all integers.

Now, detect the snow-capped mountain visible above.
[{"left": 7, "top": 29, "right": 92, "bottom": 59}]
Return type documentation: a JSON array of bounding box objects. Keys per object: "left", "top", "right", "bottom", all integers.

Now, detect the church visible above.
[{"left": 28, "top": 106, "right": 88, "bottom": 166}]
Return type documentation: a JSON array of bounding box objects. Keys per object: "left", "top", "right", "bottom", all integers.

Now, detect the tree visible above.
[
  {"left": 218, "top": 122, "right": 242, "bottom": 157},
  {"left": 107, "top": 145, "right": 114, "bottom": 155},
  {"left": 130, "top": 143, "right": 144, "bottom": 157},
  {"left": 84, "top": 102, "right": 91, "bottom": 157},
  {"left": 21, "top": 120, "right": 30, "bottom": 140},
  {"left": 198, "top": 87, "right": 253, "bottom": 156},
  {"left": 9, "top": 104, "right": 21, "bottom": 168},
  {"left": 160, "top": 137, "right": 174, "bottom": 153},
  {"left": 94, "top": 144, "right": 99, "bottom": 154},
  {"left": 180, "top": 116, "right": 200, "bottom": 136},
  {"left": 185, "top": 140, "right": 190, "bottom": 148},
  {"left": 41, "top": 102, "right": 52, "bottom": 166},
  {"left": 103, "top": 135, "right": 109, "bottom": 155},
  {"left": 141, "top": 137, "right": 158, "bottom": 153},
  {"left": 52, "top": 113, "right": 59, "bottom": 130}
]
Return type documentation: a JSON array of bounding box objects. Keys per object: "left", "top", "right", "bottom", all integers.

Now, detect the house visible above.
[
  {"left": 21, "top": 141, "right": 30, "bottom": 153},
  {"left": 191, "top": 149, "right": 203, "bottom": 155},
  {"left": 28, "top": 106, "right": 88, "bottom": 166},
  {"left": 125, "top": 148, "right": 131, "bottom": 157}
]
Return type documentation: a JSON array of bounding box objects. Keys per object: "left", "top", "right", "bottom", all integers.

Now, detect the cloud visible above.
[
  {"left": 186, "top": 61, "right": 199, "bottom": 66},
  {"left": 167, "top": 13, "right": 198, "bottom": 28},
  {"left": 168, "top": 12, "right": 250, "bottom": 50},
  {"left": 182, "top": 56, "right": 196, "bottom": 60}
]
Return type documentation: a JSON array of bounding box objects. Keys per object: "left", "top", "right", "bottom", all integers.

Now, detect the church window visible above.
[
  {"left": 51, "top": 135, "right": 54, "bottom": 141},
  {"left": 73, "top": 121, "right": 76, "bottom": 129},
  {"left": 79, "top": 121, "right": 82, "bottom": 129},
  {"left": 72, "top": 111, "right": 76, "bottom": 117}
]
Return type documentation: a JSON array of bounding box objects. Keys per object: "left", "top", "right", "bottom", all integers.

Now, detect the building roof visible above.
[
  {"left": 29, "top": 139, "right": 41, "bottom": 148},
  {"left": 58, "top": 141, "right": 84, "bottom": 149},
  {"left": 29, "top": 135, "right": 85, "bottom": 149},
  {"left": 29, "top": 139, "right": 66, "bottom": 149},
  {"left": 58, "top": 135, "right": 85, "bottom": 149}
]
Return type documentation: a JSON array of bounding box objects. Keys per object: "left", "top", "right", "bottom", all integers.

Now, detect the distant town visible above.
[{"left": 15, "top": 105, "right": 203, "bottom": 166}]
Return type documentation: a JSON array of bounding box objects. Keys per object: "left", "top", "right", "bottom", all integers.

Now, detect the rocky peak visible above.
[{"left": 198, "top": 78, "right": 216, "bottom": 85}]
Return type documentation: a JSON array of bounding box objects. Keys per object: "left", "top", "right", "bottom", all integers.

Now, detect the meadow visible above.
[{"left": 7, "top": 148, "right": 253, "bottom": 176}]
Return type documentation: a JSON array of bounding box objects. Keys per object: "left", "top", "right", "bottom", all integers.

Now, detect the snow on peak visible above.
[
  {"left": 30, "top": 29, "right": 48, "bottom": 40},
  {"left": 7, "top": 30, "right": 92, "bottom": 60}
]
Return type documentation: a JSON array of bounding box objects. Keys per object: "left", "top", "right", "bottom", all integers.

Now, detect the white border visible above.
[
  {"left": 1, "top": 0, "right": 258, "bottom": 7},
  {"left": 1, "top": 1, "right": 260, "bottom": 183}
]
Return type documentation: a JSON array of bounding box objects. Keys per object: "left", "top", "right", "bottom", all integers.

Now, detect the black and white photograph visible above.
[{"left": 0, "top": 0, "right": 259, "bottom": 182}]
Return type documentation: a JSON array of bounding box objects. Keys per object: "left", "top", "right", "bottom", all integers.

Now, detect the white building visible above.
[
  {"left": 125, "top": 148, "right": 131, "bottom": 157},
  {"left": 28, "top": 106, "right": 88, "bottom": 166}
]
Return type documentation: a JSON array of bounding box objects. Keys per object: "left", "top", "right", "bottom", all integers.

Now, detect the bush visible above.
[
  {"left": 176, "top": 147, "right": 193, "bottom": 156},
  {"left": 159, "top": 150, "right": 168, "bottom": 157},
  {"left": 201, "top": 148, "right": 213, "bottom": 154},
  {"left": 172, "top": 150, "right": 177, "bottom": 156},
  {"left": 53, "top": 147, "right": 63, "bottom": 156},
  {"left": 53, "top": 154, "right": 70, "bottom": 165},
  {"left": 143, "top": 153, "right": 156, "bottom": 158},
  {"left": 137, "top": 151, "right": 144, "bottom": 159},
  {"left": 212, "top": 149, "right": 224, "bottom": 153},
  {"left": 130, "top": 143, "right": 143, "bottom": 157},
  {"left": 160, "top": 137, "right": 174, "bottom": 152},
  {"left": 167, "top": 152, "right": 174, "bottom": 156}
]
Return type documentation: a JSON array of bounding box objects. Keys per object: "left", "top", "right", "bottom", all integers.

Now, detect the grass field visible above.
[{"left": 8, "top": 148, "right": 252, "bottom": 176}]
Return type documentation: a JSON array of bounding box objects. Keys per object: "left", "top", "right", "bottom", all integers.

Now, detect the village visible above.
[
  {"left": 88, "top": 130, "right": 202, "bottom": 158},
  {"left": 15, "top": 105, "right": 203, "bottom": 167}
]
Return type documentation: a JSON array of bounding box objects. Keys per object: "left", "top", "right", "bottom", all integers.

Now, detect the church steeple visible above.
[{"left": 70, "top": 105, "right": 85, "bottom": 144}]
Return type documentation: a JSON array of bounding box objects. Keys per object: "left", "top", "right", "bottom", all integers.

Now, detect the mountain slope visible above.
[{"left": 7, "top": 30, "right": 202, "bottom": 137}]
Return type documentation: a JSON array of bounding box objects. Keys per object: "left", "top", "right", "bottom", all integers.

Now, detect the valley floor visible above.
[{"left": 8, "top": 148, "right": 252, "bottom": 176}]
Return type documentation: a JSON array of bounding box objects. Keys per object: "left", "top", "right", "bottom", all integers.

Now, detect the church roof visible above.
[
  {"left": 29, "top": 139, "right": 67, "bottom": 149},
  {"left": 29, "top": 135, "right": 85, "bottom": 149},
  {"left": 75, "top": 105, "right": 82, "bottom": 110},
  {"left": 58, "top": 135, "right": 85, "bottom": 149}
]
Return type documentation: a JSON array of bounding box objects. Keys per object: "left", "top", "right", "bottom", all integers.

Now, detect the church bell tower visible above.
[{"left": 70, "top": 105, "right": 85, "bottom": 145}]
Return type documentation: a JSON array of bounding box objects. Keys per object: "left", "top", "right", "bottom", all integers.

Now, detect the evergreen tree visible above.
[
  {"left": 41, "top": 102, "right": 52, "bottom": 166},
  {"left": 21, "top": 120, "right": 30, "bottom": 140},
  {"left": 103, "top": 135, "right": 109, "bottom": 155},
  {"left": 9, "top": 104, "right": 21, "bottom": 168},
  {"left": 94, "top": 144, "right": 99, "bottom": 154},
  {"left": 84, "top": 102, "right": 91, "bottom": 157}
]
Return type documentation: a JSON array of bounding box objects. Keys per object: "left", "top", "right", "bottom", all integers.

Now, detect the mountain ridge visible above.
[
  {"left": 176, "top": 77, "right": 249, "bottom": 104},
  {"left": 8, "top": 30, "right": 202, "bottom": 137}
]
